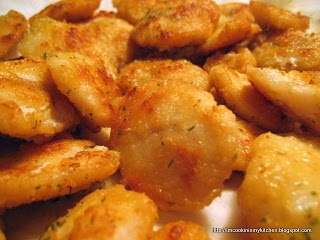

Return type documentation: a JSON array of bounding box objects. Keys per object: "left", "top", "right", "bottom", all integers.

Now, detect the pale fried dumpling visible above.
[
  {"left": 238, "top": 132, "right": 320, "bottom": 240},
  {"left": 40, "top": 184, "right": 158, "bottom": 240},
  {"left": 0, "top": 58, "right": 79, "bottom": 143},
  {"left": 0, "top": 138, "right": 120, "bottom": 211}
]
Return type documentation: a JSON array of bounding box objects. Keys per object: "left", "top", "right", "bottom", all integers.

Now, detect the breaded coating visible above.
[
  {"left": 250, "top": 1, "right": 310, "bottom": 32},
  {"left": 19, "top": 12, "right": 135, "bottom": 78},
  {"left": 0, "top": 58, "right": 79, "bottom": 143},
  {"left": 110, "top": 80, "right": 245, "bottom": 211},
  {"left": 238, "top": 132, "right": 320, "bottom": 240},
  {"left": 131, "top": 0, "right": 220, "bottom": 51},
  {"left": 29, "top": 0, "right": 101, "bottom": 23},
  {"left": 117, "top": 58, "right": 211, "bottom": 94},
  {"left": 0, "top": 138, "right": 120, "bottom": 211},
  {"left": 0, "top": 10, "right": 27, "bottom": 60},
  {"left": 247, "top": 67, "right": 320, "bottom": 135},
  {"left": 151, "top": 221, "right": 210, "bottom": 240},
  {"left": 252, "top": 29, "right": 320, "bottom": 71},
  {"left": 208, "top": 64, "right": 293, "bottom": 132},
  {"left": 46, "top": 52, "right": 121, "bottom": 128},
  {"left": 40, "top": 184, "right": 158, "bottom": 240},
  {"left": 198, "top": 3, "right": 260, "bottom": 55}
]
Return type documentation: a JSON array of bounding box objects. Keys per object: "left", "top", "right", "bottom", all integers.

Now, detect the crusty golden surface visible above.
[
  {"left": 40, "top": 184, "right": 158, "bottom": 240},
  {"left": 46, "top": 52, "right": 121, "bottom": 128},
  {"left": 117, "top": 58, "right": 210, "bottom": 94},
  {"left": 19, "top": 12, "right": 135, "bottom": 78},
  {"left": 0, "top": 58, "right": 79, "bottom": 142},
  {"left": 151, "top": 221, "right": 210, "bottom": 240},
  {"left": 29, "top": 0, "right": 101, "bottom": 23},
  {"left": 250, "top": 1, "right": 309, "bottom": 31},
  {"left": 0, "top": 138, "right": 120, "bottom": 211},
  {"left": 110, "top": 80, "right": 245, "bottom": 211},
  {"left": 252, "top": 29, "right": 320, "bottom": 71},
  {"left": 0, "top": 10, "right": 27, "bottom": 60},
  {"left": 238, "top": 132, "right": 320, "bottom": 240},
  {"left": 131, "top": 0, "right": 220, "bottom": 51}
]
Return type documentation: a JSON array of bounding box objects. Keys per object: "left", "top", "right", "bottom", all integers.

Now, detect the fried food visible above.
[
  {"left": 238, "top": 132, "right": 320, "bottom": 240},
  {"left": 46, "top": 52, "right": 121, "bottom": 128},
  {"left": 250, "top": 1, "right": 310, "bottom": 31},
  {"left": 0, "top": 58, "right": 79, "bottom": 143},
  {"left": 151, "top": 221, "right": 210, "bottom": 240},
  {"left": 40, "top": 184, "right": 158, "bottom": 240},
  {"left": 19, "top": 12, "right": 136, "bottom": 78},
  {"left": 0, "top": 10, "right": 27, "bottom": 60},
  {"left": 29, "top": 0, "right": 101, "bottom": 23},
  {"left": 0, "top": 218, "right": 4, "bottom": 240},
  {"left": 252, "top": 29, "right": 320, "bottom": 71},
  {"left": 116, "top": 58, "right": 211, "bottom": 94},
  {"left": 198, "top": 3, "right": 260, "bottom": 55},
  {"left": 131, "top": 0, "right": 220, "bottom": 51},
  {"left": 110, "top": 80, "right": 246, "bottom": 211},
  {"left": 0, "top": 138, "right": 120, "bottom": 211}
]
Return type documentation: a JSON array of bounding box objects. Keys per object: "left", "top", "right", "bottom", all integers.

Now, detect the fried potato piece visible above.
[
  {"left": 198, "top": 3, "right": 260, "bottom": 55},
  {"left": 0, "top": 58, "right": 79, "bottom": 143},
  {"left": 208, "top": 64, "right": 293, "bottom": 132},
  {"left": 250, "top": 1, "right": 309, "bottom": 32},
  {"left": 46, "top": 52, "right": 121, "bottom": 128},
  {"left": 29, "top": 0, "right": 101, "bottom": 24},
  {"left": 238, "top": 132, "right": 320, "bottom": 240},
  {"left": 0, "top": 10, "right": 27, "bottom": 60},
  {"left": 247, "top": 67, "right": 320, "bottom": 135},
  {"left": 131, "top": 0, "right": 220, "bottom": 51},
  {"left": 40, "top": 184, "right": 158, "bottom": 240},
  {"left": 151, "top": 221, "right": 210, "bottom": 240},
  {"left": 0, "top": 138, "right": 120, "bottom": 211},
  {"left": 19, "top": 13, "right": 135, "bottom": 78},
  {"left": 110, "top": 80, "right": 247, "bottom": 211},
  {"left": 117, "top": 58, "right": 210, "bottom": 94},
  {"left": 252, "top": 29, "right": 320, "bottom": 71}
]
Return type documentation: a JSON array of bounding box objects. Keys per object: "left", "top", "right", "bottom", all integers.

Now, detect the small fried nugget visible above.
[
  {"left": 198, "top": 3, "right": 260, "bottom": 55},
  {"left": 0, "top": 138, "right": 120, "bottom": 211},
  {"left": 110, "top": 80, "right": 246, "bottom": 211},
  {"left": 40, "top": 184, "right": 158, "bottom": 240},
  {"left": 247, "top": 66, "right": 320, "bottom": 135},
  {"left": 131, "top": 0, "right": 220, "bottom": 51},
  {"left": 46, "top": 52, "right": 121, "bottom": 128},
  {"left": 0, "top": 58, "right": 79, "bottom": 143},
  {"left": 0, "top": 10, "right": 27, "bottom": 60},
  {"left": 250, "top": 1, "right": 309, "bottom": 32},
  {"left": 208, "top": 64, "right": 293, "bottom": 132},
  {"left": 29, "top": 0, "right": 101, "bottom": 24},
  {"left": 238, "top": 132, "right": 320, "bottom": 240},
  {"left": 151, "top": 221, "right": 210, "bottom": 240},
  {"left": 117, "top": 58, "right": 211, "bottom": 94},
  {"left": 19, "top": 13, "right": 135, "bottom": 78},
  {"left": 252, "top": 29, "right": 320, "bottom": 71}
]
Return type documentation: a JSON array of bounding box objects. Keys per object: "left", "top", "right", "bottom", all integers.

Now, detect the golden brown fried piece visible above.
[
  {"left": 0, "top": 10, "right": 27, "bottom": 60},
  {"left": 40, "top": 184, "right": 158, "bottom": 240},
  {"left": 29, "top": 0, "right": 101, "bottom": 23},
  {"left": 0, "top": 218, "right": 4, "bottom": 240},
  {"left": 0, "top": 58, "right": 79, "bottom": 143},
  {"left": 198, "top": 3, "right": 260, "bottom": 55},
  {"left": 0, "top": 138, "right": 120, "bottom": 211},
  {"left": 131, "top": 0, "right": 220, "bottom": 51},
  {"left": 110, "top": 80, "right": 246, "bottom": 211},
  {"left": 19, "top": 12, "right": 135, "bottom": 78},
  {"left": 238, "top": 132, "right": 320, "bottom": 240},
  {"left": 252, "top": 29, "right": 320, "bottom": 71},
  {"left": 250, "top": 1, "right": 309, "bottom": 32},
  {"left": 46, "top": 52, "right": 121, "bottom": 128},
  {"left": 151, "top": 221, "right": 210, "bottom": 240},
  {"left": 117, "top": 58, "right": 210, "bottom": 94}
]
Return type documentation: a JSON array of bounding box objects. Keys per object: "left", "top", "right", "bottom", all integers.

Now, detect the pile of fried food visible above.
[{"left": 0, "top": 0, "right": 320, "bottom": 239}]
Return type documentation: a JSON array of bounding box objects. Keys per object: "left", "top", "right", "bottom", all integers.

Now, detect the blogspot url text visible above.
[{"left": 212, "top": 227, "right": 312, "bottom": 234}]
